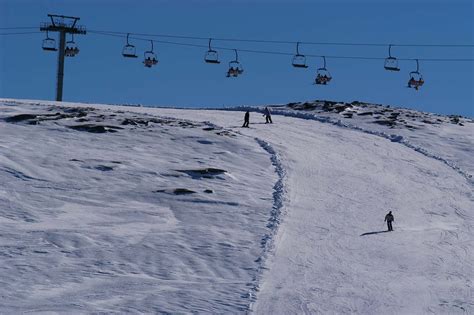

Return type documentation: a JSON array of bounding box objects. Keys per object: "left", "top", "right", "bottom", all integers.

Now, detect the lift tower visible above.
[{"left": 40, "top": 14, "right": 86, "bottom": 101}]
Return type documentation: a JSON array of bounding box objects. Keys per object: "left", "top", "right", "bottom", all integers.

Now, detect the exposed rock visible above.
[
  {"left": 177, "top": 168, "right": 227, "bottom": 179},
  {"left": 5, "top": 114, "right": 38, "bottom": 123},
  {"left": 68, "top": 124, "right": 123, "bottom": 133}
]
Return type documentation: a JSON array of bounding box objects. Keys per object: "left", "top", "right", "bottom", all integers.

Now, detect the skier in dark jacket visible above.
[
  {"left": 384, "top": 211, "right": 394, "bottom": 231},
  {"left": 264, "top": 107, "right": 273, "bottom": 124},
  {"left": 242, "top": 111, "right": 250, "bottom": 128}
]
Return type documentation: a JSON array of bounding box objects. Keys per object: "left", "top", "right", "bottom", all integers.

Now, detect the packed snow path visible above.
[
  {"left": 1, "top": 100, "right": 473, "bottom": 314},
  {"left": 134, "top": 107, "right": 474, "bottom": 314}
]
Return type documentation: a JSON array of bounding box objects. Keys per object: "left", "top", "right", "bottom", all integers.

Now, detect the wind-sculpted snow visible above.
[
  {"left": 0, "top": 101, "right": 277, "bottom": 313},
  {"left": 1, "top": 99, "right": 473, "bottom": 314}
]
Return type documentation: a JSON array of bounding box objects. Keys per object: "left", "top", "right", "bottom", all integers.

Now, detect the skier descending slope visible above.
[{"left": 384, "top": 211, "right": 395, "bottom": 231}]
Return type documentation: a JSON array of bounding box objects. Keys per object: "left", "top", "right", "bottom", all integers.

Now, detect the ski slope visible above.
[{"left": 0, "top": 99, "right": 473, "bottom": 314}]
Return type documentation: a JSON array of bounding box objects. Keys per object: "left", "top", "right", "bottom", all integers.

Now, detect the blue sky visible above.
[{"left": 1, "top": 0, "right": 473, "bottom": 116}]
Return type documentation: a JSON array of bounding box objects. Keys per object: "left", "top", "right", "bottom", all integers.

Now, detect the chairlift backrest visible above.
[
  {"left": 205, "top": 50, "right": 220, "bottom": 64},
  {"left": 143, "top": 40, "right": 158, "bottom": 67},
  {"left": 122, "top": 33, "right": 138, "bottom": 58},
  {"left": 292, "top": 55, "right": 308, "bottom": 68},
  {"left": 409, "top": 71, "right": 421, "bottom": 79},
  {"left": 292, "top": 42, "right": 308, "bottom": 68},
  {"left": 64, "top": 33, "right": 79, "bottom": 56},
  {"left": 317, "top": 67, "right": 330, "bottom": 76},
  {"left": 123, "top": 45, "right": 138, "bottom": 58},
  {"left": 384, "top": 57, "right": 400, "bottom": 71},
  {"left": 205, "top": 38, "right": 220, "bottom": 64},
  {"left": 229, "top": 60, "right": 243, "bottom": 71},
  {"left": 384, "top": 45, "right": 400, "bottom": 71},
  {"left": 42, "top": 38, "right": 57, "bottom": 51}
]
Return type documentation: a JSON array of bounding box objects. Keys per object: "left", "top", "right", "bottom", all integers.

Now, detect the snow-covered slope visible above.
[
  {"left": 0, "top": 101, "right": 277, "bottom": 313},
  {"left": 0, "top": 99, "right": 473, "bottom": 314}
]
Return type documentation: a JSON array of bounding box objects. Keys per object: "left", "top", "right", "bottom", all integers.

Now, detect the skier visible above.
[
  {"left": 264, "top": 107, "right": 273, "bottom": 124},
  {"left": 384, "top": 211, "right": 394, "bottom": 231},
  {"left": 242, "top": 111, "right": 250, "bottom": 128}
]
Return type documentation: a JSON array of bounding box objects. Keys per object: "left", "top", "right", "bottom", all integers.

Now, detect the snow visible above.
[{"left": 0, "top": 98, "right": 473, "bottom": 314}]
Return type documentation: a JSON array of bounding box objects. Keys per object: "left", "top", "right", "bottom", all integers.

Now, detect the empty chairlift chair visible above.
[
  {"left": 42, "top": 31, "right": 57, "bottom": 51},
  {"left": 204, "top": 38, "right": 220, "bottom": 64},
  {"left": 292, "top": 42, "right": 308, "bottom": 68},
  {"left": 143, "top": 40, "right": 158, "bottom": 68},
  {"left": 122, "top": 33, "right": 138, "bottom": 58},
  {"left": 407, "top": 59, "right": 425, "bottom": 90},
  {"left": 65, "top": 34, "right": 79, "bottom": 57},
  {"left": 314, "top": 56, "right": 332, "bottom": 85},
  {"left": 226, "top": 49, "right": 244, "bottom": 78},
  {"left": 384, "top": 44, "right": 400, "bottom": 71}
]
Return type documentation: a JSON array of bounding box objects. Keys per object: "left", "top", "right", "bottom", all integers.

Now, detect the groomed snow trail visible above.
[
  {"left": 2, "top": 100, "right": 473, "bottom": 314},
  {"left": 118, "top": 106, "right": 473, "bottom": 314}
]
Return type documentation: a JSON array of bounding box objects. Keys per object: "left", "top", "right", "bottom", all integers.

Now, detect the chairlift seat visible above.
[
  {"left": 384, "top": 57, "right": 400, "bottom": 71},
  {"left": 408, "top": 72, "right": 424, "bottom": 90},
  {"left": 205, "top": 50, "right": 220, "bottom": 64},
  {"left": 122, "top": 45, "right": 138, "bottom": 58},
  {"left": 65, "top": 41, "right": 79, "bottom": 57},
  {"left": 292, "top": 55, "right": 308, "bottom": 68},
  {"left": 143, "top": 51, "right": 158, "bottom": 67},
  {"left": 315, "top": 68, "right": 332, "bottom": 85},
  {"left": 227, "top": 61, "right": 243, "bottom": 77},
  {"left": 315, "top": 76, "right": 331, "bottom": 85},
  {"left": 42, "top": 38, "right": 57, "bottom": 51}
]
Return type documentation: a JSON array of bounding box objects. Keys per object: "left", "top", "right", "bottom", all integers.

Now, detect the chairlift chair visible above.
[
  {"left": 143, "top": 40, "right": 158, "bottom": 68},
  {"left": 65, "top": 34, "right": 79, "bottom": 57},
  {"left": 384, "top": 44, "right": 400, "bottom": 71},
  {"left": 292, "top": 42, "right": 308, "bottom": 68},
  {"left": 122, "top": 33, "right": 138, "bottom": 58},
  {"left": 407, "top": 59, "right": 424, "bottom": 90},
  {"left": 42, "top": 31, "right": 57, "bottom": 51},
  {"left": 226, "top": 49, "right": 244, "bottom": 77},
  {"left": 314, "top": 56, "right": 332, "bottom": 85},
  {"left": 204, "top": 38, "right": 220, "bottom": 64}
]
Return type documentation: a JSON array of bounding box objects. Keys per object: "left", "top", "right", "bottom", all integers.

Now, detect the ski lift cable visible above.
[
  {"left": 87, "top": 28, "right": 474, "bottom": 48},
  {"left": 89, "top": 31, "right": 474, "bottom": 62},
  {"left": 0, "top": 27, "right": 38, "bottom": 30},
  {"left": 1, "top": 25, "right": 473, "bottom": 47},
  {"left": 0, "top": 31, "right": 42, "bottom": 36}
]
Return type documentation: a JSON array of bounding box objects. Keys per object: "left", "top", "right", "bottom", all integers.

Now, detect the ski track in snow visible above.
[
  {"left": 220, "top": 106, "right": 473, "bottom": 186},
  {"left": 247, "top": 138, "right": 287, "bottom": 310},
  {"left": 1, "top": 99, "right": 473, "bottom": 314}
]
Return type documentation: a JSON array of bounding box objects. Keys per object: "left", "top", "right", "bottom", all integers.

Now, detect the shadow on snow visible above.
[{"left": 360, "top": 230, "right": 390, "bottom": 236}]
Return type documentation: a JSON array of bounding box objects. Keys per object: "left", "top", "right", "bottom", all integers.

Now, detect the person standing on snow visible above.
[
  {"left": 242, "top": 111, "right": 250, "bottom": 128},
  {"left": 384, "top": 211, "right": 394, "bottom": 231},
  {"left": 264, "top": 107, "right": 273, "bottom": 124}
]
